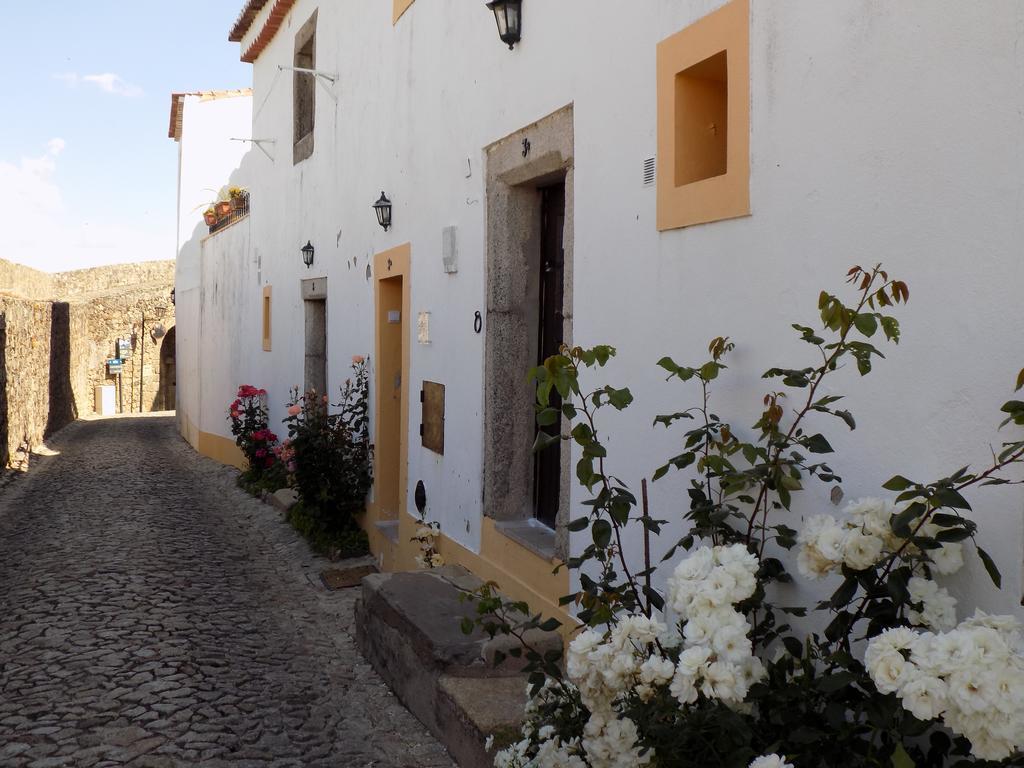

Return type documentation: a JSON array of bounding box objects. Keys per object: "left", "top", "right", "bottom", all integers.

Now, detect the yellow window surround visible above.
[
  {"left": 657, "top": 0, "right": 750, "bottom": 231},
  {"left": 262, "top": 285, "right": 272, "bottom": 352}
]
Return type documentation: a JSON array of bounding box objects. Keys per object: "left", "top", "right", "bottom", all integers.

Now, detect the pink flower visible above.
[
  {"left": 255, "top": 449, "right": 267, "bottom": 459},
  {"left": 288, "top": 404, "right": 301, "bottom": 416},
  {"left": 352, "top": 355, "right": 365, "bottom": 364},
  {"left": 323, "top": 395, "right": 329, "bottom": 404}
]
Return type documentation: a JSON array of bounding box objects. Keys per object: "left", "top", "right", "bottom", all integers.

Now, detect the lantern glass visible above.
[
  {"left": 487, "top": 0, "right": 521, "bottom": 49},
  {"left": 301, "top": 241, "right": 315, "bottom": 268},
  {"left": 373, "top": 191, "right": 392, "bottom": 231}
]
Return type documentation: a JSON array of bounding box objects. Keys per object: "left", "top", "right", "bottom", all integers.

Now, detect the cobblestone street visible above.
[{"left": 0, "top": 415, "right": 454, "bottom": 768}]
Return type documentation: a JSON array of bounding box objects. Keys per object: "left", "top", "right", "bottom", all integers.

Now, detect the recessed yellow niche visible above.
[{"left": 657, "top": 0, "right": 749, "bottom": 231}]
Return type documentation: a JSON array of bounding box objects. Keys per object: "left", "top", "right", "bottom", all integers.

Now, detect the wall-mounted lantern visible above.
[
  {"left": 373, "top": 191, "right": 392, "bottom": 232},
  {"left": 301, "top": 240, "right": 315, "bottom": 268},
  {"left": 486, "top": 0, "right": 522, "bottom": 50}
]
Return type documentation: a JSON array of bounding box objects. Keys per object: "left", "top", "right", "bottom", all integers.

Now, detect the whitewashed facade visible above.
[{"left": 175, "top": 1, "right": 1024, "bottom": 622}]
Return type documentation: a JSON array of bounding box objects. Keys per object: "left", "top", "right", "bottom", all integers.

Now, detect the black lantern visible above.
[
  {"left": 301, "top": 240, "right": 315, "bottom": 268},
  {"left": 486, "top": 0, "right": 522, "bottom": 50},
  {"left": 373, "top": 191, "right": 392, "bottom": 232}
]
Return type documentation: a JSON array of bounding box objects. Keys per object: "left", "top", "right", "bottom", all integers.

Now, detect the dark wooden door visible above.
[{"left": 534, "top": 182, "right": 565, "bottom": 528}]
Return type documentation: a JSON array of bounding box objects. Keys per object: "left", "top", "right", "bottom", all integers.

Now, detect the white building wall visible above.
[
  {"left": 174, "top": 93, "right": 253, "bottom": 447},
  {"left": 189, "top": 0, "right": 1023, "bottom": 614}
]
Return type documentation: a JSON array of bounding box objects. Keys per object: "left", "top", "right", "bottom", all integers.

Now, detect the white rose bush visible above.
[{"left": 461, "top": 265, "right": 1024, "bottom": 767}]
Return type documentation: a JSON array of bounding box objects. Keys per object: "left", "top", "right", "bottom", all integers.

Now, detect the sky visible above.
[{"left": 0, "top": 1, "right": 251, "bottom": 273}]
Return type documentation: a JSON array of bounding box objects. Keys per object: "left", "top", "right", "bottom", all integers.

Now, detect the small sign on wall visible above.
[
  {"left": 117, "top": 338, "right": 131, "bottom": 358},
  {"left": 107, "top": 359, "right": 123, "bottom": 375}
]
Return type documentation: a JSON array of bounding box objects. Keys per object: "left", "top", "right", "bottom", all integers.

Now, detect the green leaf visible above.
[
  {"left": 830, "top": 577, "right": 859, "bottom": 608},
  {"left": 538, "top": 617, "right": 562, "bottom": 632},
  {"left": 591, "top": 520, "right": 612, "bottom": 549},
  {"left": 977, "top": 546, "right": 1002, "bottom": 588},
  {"left": 804, "top": 433, "right": 834, "bottom": 454},
  {"left": 535, "top": 408, "right": 559, "bottom": 427},
  {"left": 891, "top": 743, "right": 915, "bottom": 768},
  {"left": 933, "top": 487, "right": 971, "bottom": 510},
  {"left": 935, "top": 528, "right": 972, "bottom": 543},
  {"left": 882, "top": 475, "right": 914, "bottom": 491},
  {"left": 818, "top": 671, "right": 857, "bottom": 693},
  {"left": 1017, "top": 367, "right": 1024, "bottom": 392},
  {"left": 854, "top": 313, "right": 878, "bottom": 337},
  {"left": 567, "top": 516, "right": 590, "bottom": 533},
  {"left": 699, "top": 361, "right": 720, "bottom": 381},
  {"left": 835, "top": 409, "right": 856, "bottom": 430}
]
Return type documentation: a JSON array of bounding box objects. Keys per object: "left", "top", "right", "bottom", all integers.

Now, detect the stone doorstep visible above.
[{"left": 355, "top": 566, "right": 561, "bottom": 768}]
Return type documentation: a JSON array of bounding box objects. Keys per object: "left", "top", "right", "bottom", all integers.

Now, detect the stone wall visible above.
[
  {"left": 0, "top": 258, "right": 176, "bottom": 468},
  {"left": 54, "top": 261, "right": 176, "bottom": 299}
]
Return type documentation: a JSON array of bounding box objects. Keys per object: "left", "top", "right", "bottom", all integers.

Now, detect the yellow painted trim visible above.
[
  {"left": 198, "top": 429, "right": 247, "bottom": 469},
  {"left": 368, "top": 243, "right": 412, "bottom": 526},
  {"left": 369, "top": 511, "right": 575, "bottom": 638},
  {"left": 262, "top": 285, "right": 272, "bottom": 352},
  {"left": 393, "top": 0, "right": 415, "bottom": 24},
  {"left": 657, "top": 0, "right": 750, "bottom": 231}
]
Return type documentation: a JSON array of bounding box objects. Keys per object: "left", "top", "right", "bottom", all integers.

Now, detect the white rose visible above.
[
  {"left": 899, "top": 675, "right": 948, "bottom": 721},
  {"left": 930, "top": 542, "right": 964, "bottom": 575},
  {"left": 749, "top": 755, "right": 794, "bottom": 768},
  {"left": 865, "top": 647, "right": 910, "bottom": 694},
  {"left": 677, "top": 645, "right": 712, "bottom": 676},
  {"left": 711, "top": 623, "right": 752, "bottom": 664},
  {"left": 715, "top": 543, "right": 760, "bottom": 575},
  {"left": 701, "top": 660, "right": 745, "bottom": 703},
  {"left": 841, "top": 528, "right": 884, "bottom": 571}
]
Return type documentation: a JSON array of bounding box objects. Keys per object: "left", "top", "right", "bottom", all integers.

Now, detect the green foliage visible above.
[
  {"left": 227, "top": 384, "right": 280, "bottom": 483},
  {"left": 465, "top": 264, "right": 1024, "bottom": 767},
  {"left": 283, "top": 358, "right": 372, "bottom": 537},
  {"left": 286, "top": 500, "right": 370, "bottom": 559}
]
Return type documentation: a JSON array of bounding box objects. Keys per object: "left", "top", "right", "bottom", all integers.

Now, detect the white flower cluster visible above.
[
  {"left": 665, "top": 544, "right": 765, "bottom": 707},
  {"left": 493, "top": 679, "right": 648, "bottom": 768},
  {"left": 567, "top": 615, "right": 665, "bottom": 712},
  {"left": 906, "top": 576, "right": 957, "bottom": 632},
  {"left": 797, "top": 497, "right": 964, "bottom": 579},
  {"left": 749, "top": 755, "right": 793, "bottom": 768},
  {"left": 411, "top": 519, "right": 444, "bottom": 569},
  {"left": 865, "top": 612, "right": 1024, "bottom": 761}
]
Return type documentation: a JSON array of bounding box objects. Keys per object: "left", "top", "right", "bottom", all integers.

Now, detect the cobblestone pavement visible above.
[{"left": 0, "top": 415, "right": 454, "bottom": 768}]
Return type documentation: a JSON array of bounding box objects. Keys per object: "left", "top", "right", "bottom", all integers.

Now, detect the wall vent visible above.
[{"left": 643, "top": 157, "right": 656, "bottom": 187}]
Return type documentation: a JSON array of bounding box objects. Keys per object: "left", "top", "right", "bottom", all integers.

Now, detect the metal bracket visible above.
[
  {"left": 278, "top": 65, "right": 339, "bottom": 102},
  {"left": 230, "top": 138, "right": 277, "bottom": 163}
]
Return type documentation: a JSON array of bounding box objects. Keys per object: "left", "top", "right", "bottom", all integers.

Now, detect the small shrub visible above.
[
  {"left": 284, "top": 357, "right": 373, "bottom": 539},
  {"left": 228, "top": 384, "right": 283, "bottom": 489}
]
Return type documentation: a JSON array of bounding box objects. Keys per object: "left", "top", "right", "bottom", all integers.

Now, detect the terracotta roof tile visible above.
[
  {"left": 229, "top": 0, "right": 269, "bottom": 43},
  {"left": 239, "top": 0, "right": 298, "bottom": 63}
]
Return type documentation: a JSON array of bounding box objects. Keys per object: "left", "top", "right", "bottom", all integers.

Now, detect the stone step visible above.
[{"left": 355, "top": 566, "right": 560, "bottom": 768}]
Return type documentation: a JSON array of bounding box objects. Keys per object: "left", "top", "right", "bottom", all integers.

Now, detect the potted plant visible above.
[
  {"left": 215, "top": 199, "right": 232, "bottom": 218},
  {"left": 203, "top": 207, "right": 217, "bottom": 226},
  {"left": 229, "top": 186, "right": 248, "bottom": 212}
]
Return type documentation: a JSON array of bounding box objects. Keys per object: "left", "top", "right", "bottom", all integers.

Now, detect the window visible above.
[
  {"left": 293, "top": 11, "right": 317, "bottom": 165},
  {"left": 657, "top": 0, "right": 749, "bottom": 230},
  {"left": 262, "top": 285, "right": 272, "bottom": 351}
]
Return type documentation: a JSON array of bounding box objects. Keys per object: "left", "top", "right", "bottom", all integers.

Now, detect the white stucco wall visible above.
[
  {"left": 174, "top": 93, "right": 253, "bottom": 443},
  {"left": 187, "top": 0, "right": 1023, "bottom": 615}
]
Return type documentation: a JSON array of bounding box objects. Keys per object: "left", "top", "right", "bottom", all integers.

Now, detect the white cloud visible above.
[
  {"left": 53, "top": 71, "right": 143, "bottom": 98},
  {"left": 0, "top": 141, "right": 172, "bottom": 273}
]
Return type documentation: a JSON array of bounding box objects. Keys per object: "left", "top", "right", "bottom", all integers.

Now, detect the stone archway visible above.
[{"left": 158, "top": 326, "right": 176, "bottom": 412}]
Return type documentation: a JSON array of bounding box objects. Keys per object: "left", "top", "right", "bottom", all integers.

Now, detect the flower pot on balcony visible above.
[
  {"left": 215, "top": 201, "right": 232, "bottom": 218},
  {"left": 204, "top": 210, "right": 217, "bottom": 226}
]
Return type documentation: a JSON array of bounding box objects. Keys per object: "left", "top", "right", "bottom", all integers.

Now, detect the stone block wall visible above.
[{"left": 0, "top": 258, "right": 176, "bottom": 468}]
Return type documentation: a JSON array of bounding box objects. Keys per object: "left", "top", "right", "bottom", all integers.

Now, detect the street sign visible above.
[{"left": 107, "top": 359, "right": 123, "bottom": 374}]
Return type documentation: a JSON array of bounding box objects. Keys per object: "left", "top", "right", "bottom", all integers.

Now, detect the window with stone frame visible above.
[{"left": 293, "top": 10, "right": 317, "bottom": 165}]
